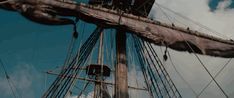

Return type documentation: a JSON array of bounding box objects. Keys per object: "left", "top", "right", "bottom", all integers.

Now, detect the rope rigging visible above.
[
  {"left": 167, "top": 51, "right": 198, "bottom": 97},
  {"left": 54, "top": 21, "right": 83, "bottom": 98},
  {"left": 52, "top": 27, "right": 102, "bottom": 98},
  {"left": 132, "top": 35, "right": 182, "bottom": 98},
  {"left": 154, "top": 2, "right": 231, "bottom": 40},
  {"left": 147, "top": 42, "right": 181, "bottom": 97},
  {"left": 128, "top": 37, "right": 156, "bottom": 98},
  {"left": 134, "top": 37, "right": 166, "bottom": 97},
  {"left": 74, "top": 84, "right": 93, "bottom": 98},
  {"left": 138, "top": 40, "right": 172, "bottom": 97},
  {"left": 180, "top": 32, "right": 229, "bottom": 98},
  {"left": 63, "top": 23, "right": 79, "bottom": 70},
  {"left": 0, "top": 58, "right": 21, "bottom": 98},
  {"left": 43, "top": 22, "right": 80, "bottom": 97},
  {"left": 197, "top": 58, "right": 232, "bottom": 97},
  {"left": 42, "top": 26, "right": 103, "bottom": 98},
  {"left": 77, "top": 81, "right": 90, "bottom": 98},
  {"left": 154, "top": 3, "right": 230, "bottom": 98},
  {"left": 134, "top": 37, "right": 170, "bottom": 98}
]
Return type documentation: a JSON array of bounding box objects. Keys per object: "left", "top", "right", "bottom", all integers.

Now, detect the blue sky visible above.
[
  {"left": 209, "top": 0, "right": 234, "bottom": 11},
  {"left": 0, "top": 0, "right": 234, "bottom": 98}
]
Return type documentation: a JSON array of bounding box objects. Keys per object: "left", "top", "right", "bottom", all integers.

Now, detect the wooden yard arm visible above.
[{"left": 1, "top": 0, "right": 234, "bottom": 58}]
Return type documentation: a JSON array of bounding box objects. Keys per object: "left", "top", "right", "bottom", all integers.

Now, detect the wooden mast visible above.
[
  {"left": 94, "top": 32, "right": 104, "bottom": 98},
  {"left": 115, "top": 29, "right": 128, "bottom": 98}
]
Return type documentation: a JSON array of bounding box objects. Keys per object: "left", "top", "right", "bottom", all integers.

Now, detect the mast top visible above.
[{"left": 88, "top": 0, "right": 155, "bottom": 17}]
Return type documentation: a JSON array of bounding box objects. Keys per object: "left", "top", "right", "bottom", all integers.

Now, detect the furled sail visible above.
[
  {"left": 88, "top": 0, "right": 155, "bottom": 17},
  {"left": 131, "top": 0, "right": 155, "bottom": 17},
  {"left": 1, "top": 0, "right": 234, "bottom": 58}
]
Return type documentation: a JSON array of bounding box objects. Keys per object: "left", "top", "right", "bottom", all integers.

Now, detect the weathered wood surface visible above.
[
  {"left": 115, "top": 30, "right": 128, "bottom": 98},
  {"left": 1, "top": 0, "right": 234, "bottom": 58}
]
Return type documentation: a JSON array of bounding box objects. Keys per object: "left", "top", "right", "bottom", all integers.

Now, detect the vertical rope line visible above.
[
  {"left": 197, "top": 58, "right": 232, "bottom": 97},
  {"left": 143, "top": 41, "right": 178, "bottom": 97},
  {"left": 146, "top": 42, "right": 182, "bottom": 98},
  {"left": 153, "top": 3, "right": 227, "bottom": 97},
  {"left": 167, "top": 50, "right": 198, "bottom": 96},
  {"left": 133, "top": 36, "right": 165, "bottom": 97},
  {"left": 176, "top": 31, "right": 229, "bottom": 98},
  {"left": 136, "top": 38, "right": 172, "bottom": 98},
  {"left": 134, "top": 39, "right": 160, "bottom": 98},
  {"left": 0, "top": 59, "right": 18, "bottom": 98},
  {"left": 132, "top": 36, "right": 160, "bottom": 98},
  {"left": 43, "top": 27, "right": 102, "bottom": 98},
  {"left": 59, "top": 28, "right": 103, "bottom": 97}
]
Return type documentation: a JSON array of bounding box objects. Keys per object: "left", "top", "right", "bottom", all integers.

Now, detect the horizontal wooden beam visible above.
[
  {"left": 1, "top": 0, "right": 234, "bottom": 58},
  {"left": 46, "top": 71, "right": 147, "bottom": 91}
]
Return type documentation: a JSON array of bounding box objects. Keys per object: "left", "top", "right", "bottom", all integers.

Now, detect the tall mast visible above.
[
  {"left": 94, "top": 32, "right": 104, "bottom": 98},
  {"left": 115, "top": 30, "right": 128, "bottom": 98}
]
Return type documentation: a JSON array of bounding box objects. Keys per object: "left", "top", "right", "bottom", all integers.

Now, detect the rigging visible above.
[
  {"left": 154, "top": 3, "right": 229, "bottom": 97},
  {"left": 42, "top": 27, "right": 103, "bottom": 98},
  {"left": 154, "top": 2, "right": 231, "bottom": 39},
  {"left": 132, "top": 35, "right": 182, "bottom": 98},
  {"left": 0, "top": 59, "right": 21, "bottom": 98},
  {"left": 197, "top": 59, "right": 232, "bottom": 97},
  {"left": 167, "top": 51, "right": 198, "bottom": 97}
]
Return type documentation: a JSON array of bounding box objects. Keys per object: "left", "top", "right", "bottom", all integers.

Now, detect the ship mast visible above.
[
  {"left": 93, "top": 31, "right": 104, "bottom": 98},
  {"left": 115, "top": 30, "right": 128, "bottom": 98}
]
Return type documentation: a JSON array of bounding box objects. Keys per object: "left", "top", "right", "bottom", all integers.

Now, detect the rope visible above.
[
  {"left": 44, "top": 72, "right": 47, "bottom": 91},
  {"left": 154, "top": 3, "right": 229, "bottom": 97},
  {"left": 77, "top": 81, "right": 90, "bottom": 98},
  {"left": 151, "top": 6, "right": 185, "bottom": 97},
  {"left": 140, "top": 38, "right": 176, "bottom": 97},
  {"left": 0, "top": 59, "right": 18, "bottom": 98},
  {"left": 146, "top": 42, "right": 181, "bottom": 98},
  {"left": 173, "top": 26, "right": 229, "bottom": 98},
  {"left": 167, "top": 51, "right": 198, "bottom": 96},
  {"left": 133, "top": 36, "right": 168, "bottom": 97},
  {"left": 133, "top": 35, "right": 183, "bottom": 98},
  {"left": 45, "top": 21, "right": 79, "bottom": 95},
  {"left": 55, "top": 27, "right": 103, "bottom": 98},
  {"left": 154, "top": 2, "right": 231, "bottom": 39},
  {"left": 56, "top": 24, "right": 87, "bottom": 98},
  {"left": 133, "top": 37, "right": 161, "bottom": 98},
  {"left": 43, "top": 27, "right": 103, "bottom": 98},
  {"left": 129, "top": 37, "right": 140, "bottom": 95},
  {"left": 197, "top": 59, "right": 232, "bottom": 97},
  {"left": 141, "top": 41, "right": 173, "bottom": 98},
  {"left": 134, "top": 36, "right": 157, "bottom": 96},
  {"left": 43, "top": 24, "right": 80, "bottom": 97},
  {"left": 59, "top": 27, "right": 102, "bottom": 97},
  {"left": 74, "top": 85, "right": 93, "bottom": 98}
]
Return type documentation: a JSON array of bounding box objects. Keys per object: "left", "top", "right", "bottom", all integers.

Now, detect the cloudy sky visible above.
[
  {"left": 0, "top": 0, "right": 234, "bottom": 98},
  {"left": 150, "top": 0, "right": 234, "bottom": 98}
]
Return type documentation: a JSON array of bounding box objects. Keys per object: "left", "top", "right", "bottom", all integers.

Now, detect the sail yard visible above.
[{"left": 1, "top": 0, "right": 234, "bottom": 58}]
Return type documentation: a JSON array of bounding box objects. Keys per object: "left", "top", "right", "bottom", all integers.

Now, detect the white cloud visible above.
[
  {"left": 66, "top": 94, "right": 85, "bottom": 98},
  {"left": 65, "top": 90, "right": 92, "bottom": 98},
  {"left": 150, "top": 0, "right": 234, "bottom": 39},
  {"left": 217, "top": 0, "right": 232, "bottom": 10},
  {"left": 149, "top": 0, "right": 234, "bottom": 98},
  {"left": 0, "top": 64, "right": 41, "bottom": 98}
]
